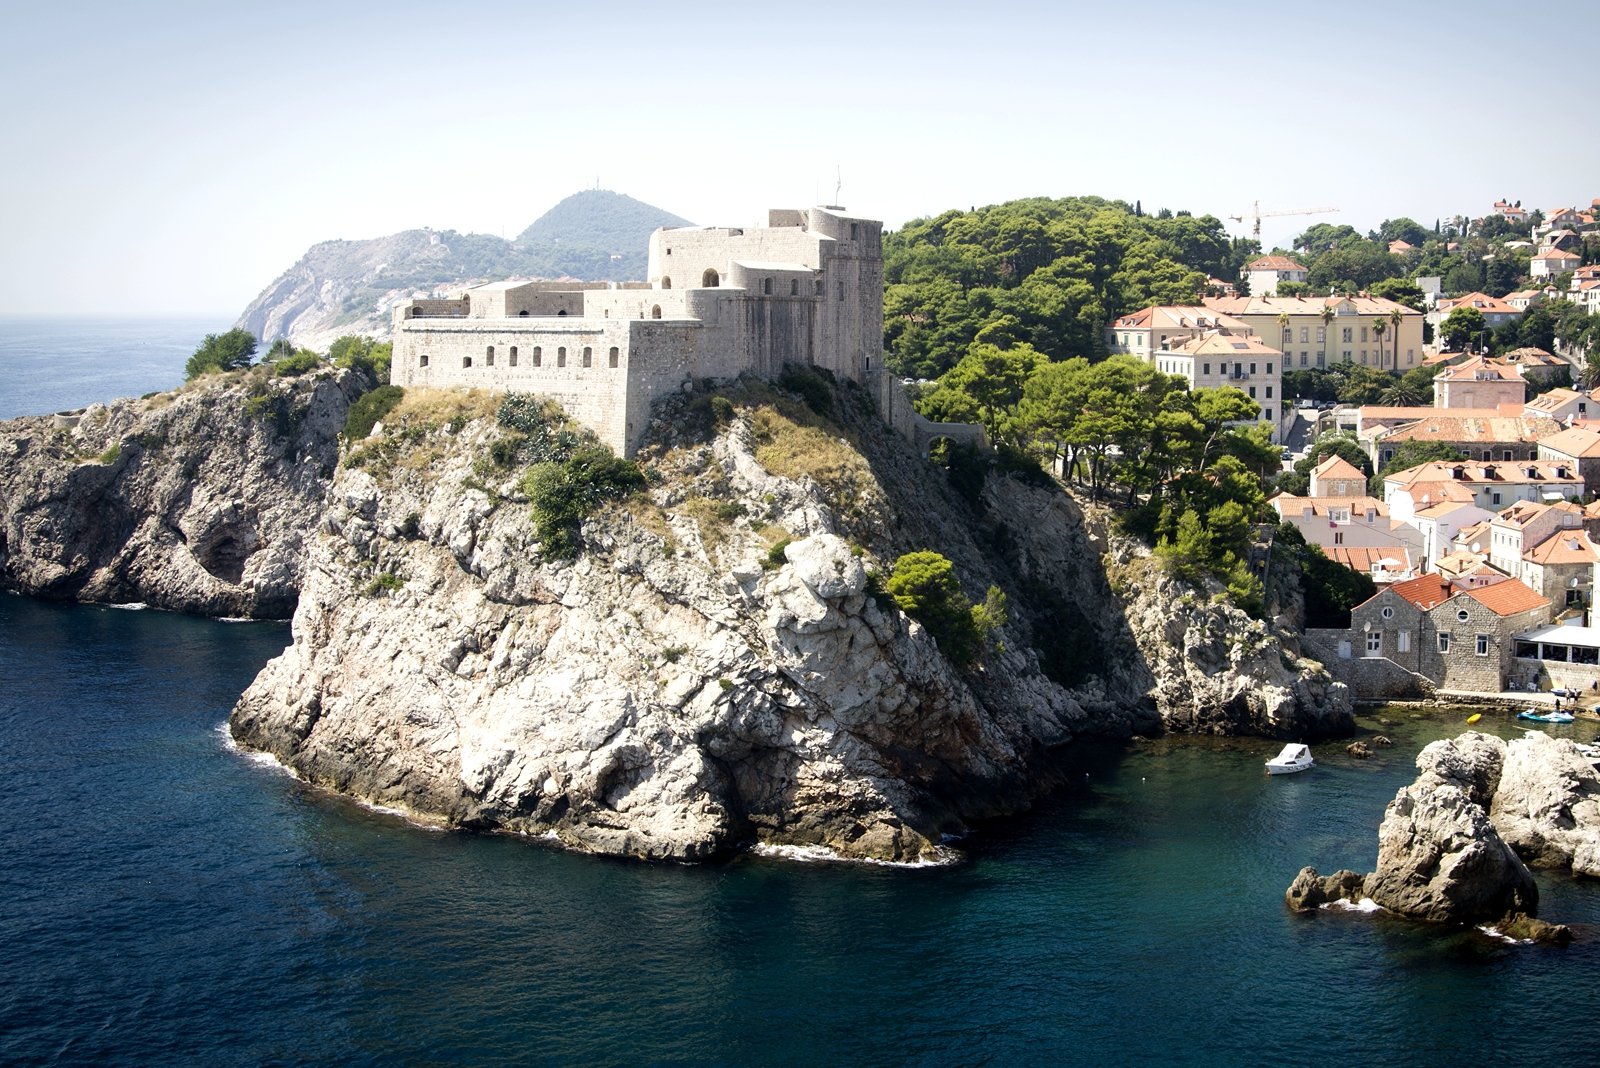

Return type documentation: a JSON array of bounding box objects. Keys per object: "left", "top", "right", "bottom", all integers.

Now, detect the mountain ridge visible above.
[{"left": 235, "top": 190, "right": 692, "bottom": 350}]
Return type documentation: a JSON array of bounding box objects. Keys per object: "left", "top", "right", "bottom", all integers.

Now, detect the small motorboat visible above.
[
  {"left": 1266, "top": 743, "right": 1314, "bottom": 775},
  {"left": 1517, "top": 709, "right": 1575, "bottom": 724}
]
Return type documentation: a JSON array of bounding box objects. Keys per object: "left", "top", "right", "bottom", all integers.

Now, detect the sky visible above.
[{"left": 1, "top": 0, "right": 1593, "bottom": 317}]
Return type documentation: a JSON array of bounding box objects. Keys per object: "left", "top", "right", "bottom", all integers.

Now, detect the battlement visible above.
[{"left": 389, "top": 206, "right": 884, "bottom": 456}]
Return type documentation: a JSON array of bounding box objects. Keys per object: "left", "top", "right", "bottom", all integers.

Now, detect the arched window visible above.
[
  {"left": 763, "top": 278, "right": 772, "bottom": 295},
  {"left": 608, "top": 346, "right": 619, "bottom": 368},
  {"left": 419, "top": 354, "right": 430, "bottom": 368},
  {"left": 486, "top": 345, "right": 495, "bottom": 367},
  {"left": 519, "top": 309, "right": 529, "bottom": 317},
  {"left": 661, "top": 276, "right": 672, "bottom": 289},
  {"left": 789, "top": 279, "right": 799, "bottom": 296},
  {"left": 557, "top": 347, "right": 567, "bottom": 368},
  {"left": 462, "top": 356, "right": 472, "bottom": 368},
  {"left": 582, "top": 346, "right": 592, "bottom": 368},
  {"left": 509, "top": 346, "right": 518, "bottom": 367},
  {"left": 702, "top": 268, "right": 720, "bottom": 287},
  {"left": 651, "top": 305, "right": 662, "bottom": 319},
  {"left": 558, "top": 309, "right": 567, "bottom": 317},
  {"left": 532, "top": 346, "right": 542, "bottom": 367},
  {"left": 409, "top": 306, "right": 418, "bottom": 317}
]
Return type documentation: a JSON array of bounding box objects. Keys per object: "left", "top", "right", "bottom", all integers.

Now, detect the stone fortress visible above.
[{"left": 392, "top": 206, "right": 891, "bottom": 456}]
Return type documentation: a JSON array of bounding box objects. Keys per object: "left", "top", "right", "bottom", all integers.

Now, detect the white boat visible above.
[{"left": 1266, "top": 743, "right": 1314, "bottom": 775}]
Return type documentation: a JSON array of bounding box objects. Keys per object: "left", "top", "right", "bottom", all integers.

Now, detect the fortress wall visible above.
[
  {"left": 647, "top": 227, "right": 827, "bottom": 291},
  {"left": 392, "top": 319, "right": 637, "bottom": 453}
]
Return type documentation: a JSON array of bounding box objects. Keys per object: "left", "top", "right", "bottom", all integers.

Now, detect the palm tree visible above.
[
  {"left": 1320, "top": 305, "right": 1336, "bottom": 369},
  {"left": 1390, "top": 307, "right": 1406, "bottom": 369},
  {"left": 1372, "top": 317, "right": 1388, "bottom": 371},
  {"left": 1379, "top": 381, "right": 1425, "bottom": 406}
]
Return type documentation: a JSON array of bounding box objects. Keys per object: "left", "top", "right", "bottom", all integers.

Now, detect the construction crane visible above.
[{"left": 1228, "top": 201, "right": 1340, "bottom": 240}]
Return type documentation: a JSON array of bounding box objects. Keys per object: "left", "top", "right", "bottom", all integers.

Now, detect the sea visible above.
[{"left": 4, "top": 320, "right": 1600, "bottom": 1065}]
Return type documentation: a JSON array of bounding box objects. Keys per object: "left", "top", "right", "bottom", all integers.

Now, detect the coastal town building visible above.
[
  {"left": 1359, "top": 410, "right": 1558, "bottom": 469},
  {"left": 1432, "top": 356, "right": 1527, "bottom": 408},
  {"left": 1240, "top": 255, "right": 1307, "bottom": 297},
  {"left": 1536, "top": 426, "right": 1600, "bottom": 493},
  {"left": 1106, "top": 308, "right": 1282, "bottom": 438},
  {"left": 1202, "top": 294, "right": 1423, "bottom": 371},
  {"left": 390, "top": 206, "right": 885, "bottom": 456},
  {"left": 1532, "top": 247, "right": 1582, "bottom": 278},
  {"left": 1331, "top": 573, "right": 1551, "bottom": 693},
  {"left": 1429, "top": 292, "right": 1522, "bottom": 339}
]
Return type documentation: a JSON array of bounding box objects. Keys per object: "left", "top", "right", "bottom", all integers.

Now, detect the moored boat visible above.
[
  {"left": 1517, "top": 709, "right": 1575, "bottom": 724},
  {"left": 1266, "top": 743, "right": 1314, "bottom": 775}
]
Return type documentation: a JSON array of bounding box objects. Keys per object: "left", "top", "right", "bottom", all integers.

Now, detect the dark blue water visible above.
[
  {"left": 4, "top": 594, "right": 1600, "bottom": 1066},
  {"left": 0, "top": 316, "right": 227, "bottom": 419}
]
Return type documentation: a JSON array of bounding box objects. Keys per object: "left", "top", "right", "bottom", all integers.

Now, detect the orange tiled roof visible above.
[
  {"left": 1437, "top": 293, "right": 1519, "bottom": 316},
  {"left": 1524, "top": 531, "right": 1600, "bottom": 566},
  {"left": 1247, "top": 255, "right": 1307, "bottom": 272},
  {"left": 1466, "top": 579, "right": 1549, "bottom": 617},
  {"left": 1325, "top": 546, "right": 1412, "bottom": 573},
  {"left": 1391, "top": 574, "right": 1455, "bottom": 610},
  {"left": 1538, "top": 426, "right": 1600, "bottom": 459},
  {"left": 1310, "top": 455, "right": 1366, "bottom": 482}
]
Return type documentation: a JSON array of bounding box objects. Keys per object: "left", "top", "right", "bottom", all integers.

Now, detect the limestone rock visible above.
[
  {"left": 1364, "top": 733, "right": 1538, "bottom": 923},
  {"left": 1491, "top": 731, "right": 1600, "bottom": 876},
  {"left": 1285, "top": 866, "right": 1366, "bottom": 910},
  {"left": 0, "top": 368, "right": 365, "bottom": 617}
]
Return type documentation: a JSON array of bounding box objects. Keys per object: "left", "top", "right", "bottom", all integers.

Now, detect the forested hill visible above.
[
  {"left": 883, "top": 197, "right": 1257, "bottom": 379},
  {"left": 236, "top": 190, "right": 691, "bottom": 350}
]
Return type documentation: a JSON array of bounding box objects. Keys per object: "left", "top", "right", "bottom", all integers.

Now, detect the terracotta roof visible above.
[
  {"left": 1310, "top": 455, "right": 1366, "bottom": 482},
  {"left": 1433, "top": 356, "right": 1521, "bottom": 383},
  {"left": 1325, "top": 546, "right": 1412, "bottom": 574},
  {"left": 1435, "top": 549, "right": 1497, "bottom": 578},
  {"left": 1502, "top": 347, "right": 1562, "bottom": 366},
  {"left": 1386, "top": 460, "right": 1584, "bottom": 490},
  {"left": 1375, "top": 414, "right": 1556, "bottom": 446},
  {"left": 1246, "top": 255, "right": 1307, "bottom": 272},
  {"left": 1437, "top": 293, "right": 1520, "bottom": 316},
  {"left": 1112, "top": 305, "right": 1253, "bottom": 333},
  {"left": 1538, "top": 426, "right": 1600, "bottom": 458},
  {"left": 1525, "top": 388, "right": 1585, "bottom": 413},
  {"left": 1524, "top": 531, "right": 1600, "bottom": 566},
  {"left": 1535, "top": 248, "right": 1581, "bottom": 262},
  {"left": 1388, "top": 240, "right": 1414, "bottom": 253},
  {"left": 1202, "top": 294, "right": 1419, "bottom": 318},
  {"left": 1466, "top": 579, "right": 1549, "bottom": 617},
  {"left": 1412, "top": 492, "right": 1481, "bottom": 516},
  {"left": 1167, "top": 330, "right": 1283, "bottom": 357},
  {"left": 1493, "top": 499, "right": 1582, "bottom": 529},
  {"left": 1391, "top": 574, "right": 1455, "bottom": 610},
  {"left": 1270, "top": 494, "right": 1387, "bottom": 518}
]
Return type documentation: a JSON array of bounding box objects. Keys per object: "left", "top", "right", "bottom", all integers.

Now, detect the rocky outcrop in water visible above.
[
  {"left": 1491, "top": 731, "right": 1600, "bottom": 877},
  {"left": 1288, "top": 731, "right": 1580, "bottom": 940},
  {"left": 229, "top": 381, "right": 1349, "bottom": 861},
  {"left": 0, "top": 368, "right": 366, "bottom": 618},
  {"left": 1364, "top": 732, "right": 1538, "bottom": 923}
]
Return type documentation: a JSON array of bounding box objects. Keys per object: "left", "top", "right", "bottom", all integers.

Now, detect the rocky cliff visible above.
[
  {"left": 230, "top": 378, "right": 1349, "bottom": 861},
  {"left": 0, "top": 367, "right": 367, "bottom": 618}
]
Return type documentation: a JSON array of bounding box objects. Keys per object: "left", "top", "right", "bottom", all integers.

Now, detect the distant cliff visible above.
[
  {"left": 0, "top": 367, "right": 368, "bottom": 618},
  {"left": 230, "top": 377, "right": 1350, "bottom": 862},
  {"left": 235, "top": 190, "right": 691, "bottom": 351}
]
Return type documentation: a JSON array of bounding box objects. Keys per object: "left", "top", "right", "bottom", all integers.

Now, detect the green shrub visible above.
[
  {"left": 778, "top": 364, "right": 834, "bottom": 415},
  {"left": 520, "top": 443, "right": 646, "bottom": 558},
  {"left": 184, "top": 328, "right": 257, "bottom": 380},
  {"left": 344, "top": 385, "right": 404, "bottom": 440},
  {"left": 95, "top": 443, "right": 122, "bottom": 465},
  {"left": 273, "top": 350, "right": 323, "bottom": 377},
  {"left": 885, "top": 551, "right": 1005, "bottom": 668},
  {"left": 330, "top": 336, "right": 393, "bottom": 383},
  {"left": 764, "top": 537, "right": 793, "bottom": 570},
  {"left": 710, "top": 395, "right": 736, "bottom": 425},
  {"left": 364, "top": 571, "right": 403, "bottom": 597}
]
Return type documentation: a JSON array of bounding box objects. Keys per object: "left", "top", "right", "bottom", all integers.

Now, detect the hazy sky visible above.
[{"left": 1, "top": 0, "right": 1592, "bottom": 317}]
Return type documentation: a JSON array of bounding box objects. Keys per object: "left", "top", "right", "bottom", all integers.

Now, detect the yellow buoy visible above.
[{"left": 1466, "top": 713, "right": 1482, "bottom": 724}]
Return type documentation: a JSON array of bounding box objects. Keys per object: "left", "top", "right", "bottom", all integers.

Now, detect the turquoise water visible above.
[
  {"left": 0, "top": 315, "right": 226, "bottom": 419},
  {"left": 4, "top": 593, "right": 1600, "bottom": 1066}
]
